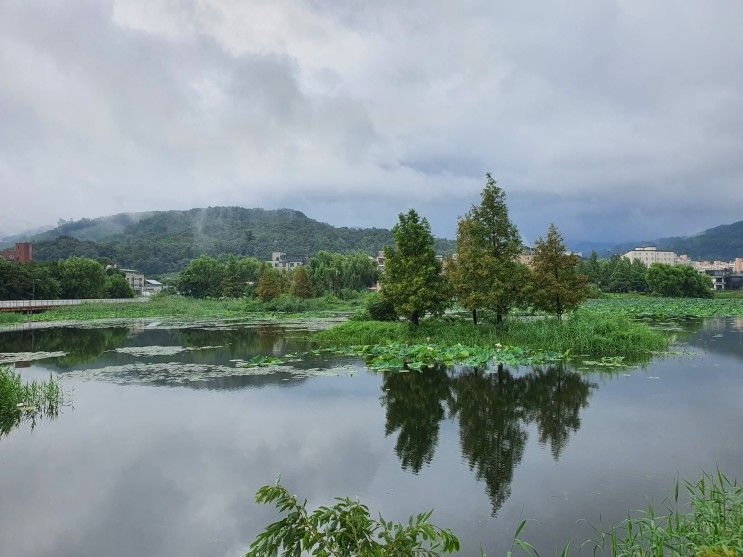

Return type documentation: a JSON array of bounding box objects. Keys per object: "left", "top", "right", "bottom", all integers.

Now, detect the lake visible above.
[{"left": 0, "top": 317, "right": 742, "bottom": 556}]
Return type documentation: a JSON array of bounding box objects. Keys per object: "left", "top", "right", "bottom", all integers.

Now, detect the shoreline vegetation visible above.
[
  {"left": 2, "top": 291, "right": 742, "bottom": 325},
  {"left": 2, "top": 293, "right": 743, "bottom": 368},
  {"left": 246, "top": 470, "right": 743, "bottom": 556},
  {"left": 0, "top": 365, "right": 66, "bottom": 438},
  {"left": 0, "top": 293, "right": 358, "bottom": 325},
  {"left": 312, "top": 311, "right": 669, "bottom": 368}
]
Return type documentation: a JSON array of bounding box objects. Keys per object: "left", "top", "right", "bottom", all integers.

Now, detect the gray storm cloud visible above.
[{"left": 1, "top": 0, "right": 741, "bottom": 242}]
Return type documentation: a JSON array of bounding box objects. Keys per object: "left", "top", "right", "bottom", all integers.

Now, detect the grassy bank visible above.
[
  {"left": 0, "top": 365, "right": 65, "bottom": 437},
  {"left": 313, "top": 311, "right": 668, "bottom": 367},
  {"left": 583, "top": 294, "right": 743, "bottom": 319},
  {"left": 0, "top": 294, "right": 358, "bottom": 324}
]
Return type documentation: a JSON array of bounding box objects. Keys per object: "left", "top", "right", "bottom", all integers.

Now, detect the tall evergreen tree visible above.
[
  {"left": 221, "top": 256, "right": 248, "bottom": 298},
  {"left": 529, "top": 224, "right": 590, "bottom": 319},
  {"left": 448, "top": 217, "right": 489, "bottom": 324},
  {"left": 607, "top": 257, "right": 633, "bottom": 293},
  {"left": 382, "top": 209, "right": 449, "bottom": 325},
  {"left": 582, "top": 251, "right": 603, "bottom": 287},
  {"left": 289, "top": 266, "right": 313, "bottom": 298},
  {"left": 629, "top": 259, "right": 649, "bottom": 292},
  {"left": 469, "top": 174, "right": 522, "bottom": 261},
  {"left": 450, "top": 174, "right": 525, "bottom": 324},
  {"left": 256, "top": 266, "right": 283, "bottom": 301}
]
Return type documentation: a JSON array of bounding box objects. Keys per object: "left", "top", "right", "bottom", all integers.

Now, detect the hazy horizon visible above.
[
  {"left": 6, "top": 203, "right": 738, "bottom": 251},
  {"left": 2, "top": 1, "right": 742, "bottom": 244}
]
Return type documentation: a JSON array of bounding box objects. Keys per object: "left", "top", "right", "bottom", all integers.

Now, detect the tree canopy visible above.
[
  {"left": 449, "top": 175, "right": 526, "bottom": 324},
  {"left": 529, "top": 224, "right": 591, "bottom": 318},
  {"left": 382, "top": 209, "right": 449, "bottom": 325},
  {"left": 647, "top": 263, "right": 713, "bottom": 298}
]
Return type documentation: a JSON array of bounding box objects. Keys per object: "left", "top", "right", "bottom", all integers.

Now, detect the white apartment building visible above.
[
  {"left": 121, "top": 269, "right": 145, "bottom": 294},
  {"left": 622, "top": 247, "right": 688, "bottom": 266},
  {"left": 268, "top": 252, "right": 308, "bottom": 271}
]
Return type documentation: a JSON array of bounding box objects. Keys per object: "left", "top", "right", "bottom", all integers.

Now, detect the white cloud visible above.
[{"left": 1, "top": 0, "right": 742, "bottom": 241}]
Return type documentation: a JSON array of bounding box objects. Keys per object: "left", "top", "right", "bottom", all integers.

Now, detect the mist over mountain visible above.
[{"left": 6, "top": 207, "right": 455, "bottom": 275}]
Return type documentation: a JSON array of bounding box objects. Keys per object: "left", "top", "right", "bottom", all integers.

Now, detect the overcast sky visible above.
[{"left": 1, "top": 0, "right": 742, "bottom": 243}]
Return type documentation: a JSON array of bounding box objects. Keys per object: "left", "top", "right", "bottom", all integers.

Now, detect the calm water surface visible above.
[{"left": 0, "top": 317, "right": 741, "bottom": 556}]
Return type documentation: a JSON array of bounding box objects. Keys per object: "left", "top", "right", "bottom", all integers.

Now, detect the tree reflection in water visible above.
[
  {"left": 381, "top": 365, "right": 595, "bottom": 515},
  {"left": 382, "top": 367, "right": 454, "bottom": 473}
]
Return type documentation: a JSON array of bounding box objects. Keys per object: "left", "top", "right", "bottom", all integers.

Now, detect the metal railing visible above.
[{"left": 0, "top": 298, "right": 149, "bottom": 311}]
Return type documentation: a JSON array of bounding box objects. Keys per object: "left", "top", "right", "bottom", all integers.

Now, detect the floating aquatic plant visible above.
[
  {"left": 110, "top": 345, "right": 223, "bottom": 357},
  {"left": 65, "top": 361, "right": 355, "bottom": 386},
  {"left": 246, "top": 342, "right": 563, "bottom": 372},
  {"left": 0, "top": 351, "right": 68, "bottom": 364}
]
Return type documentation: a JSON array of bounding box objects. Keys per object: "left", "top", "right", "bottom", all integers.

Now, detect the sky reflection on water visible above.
[{"left": 0, "top": 319, "right": 741, "bottom": 556}]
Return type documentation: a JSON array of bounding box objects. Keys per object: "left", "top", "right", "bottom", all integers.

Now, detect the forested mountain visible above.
[
  {"left": 18, "top": 207, "right": 455, "bottom": 275},
  {"left": 608, "top": 220, "right": 743, "bottom": 261}
]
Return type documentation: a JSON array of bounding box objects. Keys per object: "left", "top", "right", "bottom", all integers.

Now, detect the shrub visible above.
[{"left": 365, "top": 292, "right": 398, "bottom": 321}]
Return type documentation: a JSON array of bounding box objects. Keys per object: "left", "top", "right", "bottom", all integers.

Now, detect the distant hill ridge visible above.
[
  {"left": 9, "top": 207, "right": 455, "bottom": 275},
  {"left": 606, "top": 220, "right": 743, "bottom": 261}
]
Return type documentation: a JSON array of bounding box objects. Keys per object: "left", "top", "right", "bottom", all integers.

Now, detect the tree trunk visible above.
[
  {"left": 411, "top": 311, "right": 420, "bottom": 326},
  {"left": 472, "top": 308, "right": 478, "bottom": 325},
  {"left": 496, "top": 311, "right": 503, "bottom": 325}
]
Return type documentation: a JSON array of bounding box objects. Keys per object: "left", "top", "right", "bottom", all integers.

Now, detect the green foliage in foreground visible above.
[
  {"left": 583, "top": 295, "right": 743, "bottom": 319},
  {"left": 245, "top": 481, "right": 460, "bottom": 557},
  {"left": 314, "top": 312, "right": 668, "bottom": 362},
  {"left": 599, "top": 470, "right": 742, "bottom": 557},
  {"left": 0, "top": 365, "right": 65, "bottom": 437},
  {"left": 247, "top": 471, "right": 742, "bottom": 556},
  {"left": 0, "top": 294, "right": 359, "bottom": 324}
]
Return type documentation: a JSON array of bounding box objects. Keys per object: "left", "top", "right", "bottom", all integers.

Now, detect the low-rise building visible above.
[
  {"left": 0, "top": 242, "right": 32, "bottom": 262},
  {"left": 370, "top": 250, "right": 385, "bottom": 271},
  {"left": 121, "top": 269, "right": 145, "bottom": 294},
  {"left": 693, "top": 260, "right": 734, "bottom": 272},
  {"left": 143, "top": 279, "right": 164, "bottom": 296},
  {"left": 268, "top": 252, "right": 308, "bottom": 271},
  {"left": 704, "top": 269, "right": 730, "bottom": 291}
]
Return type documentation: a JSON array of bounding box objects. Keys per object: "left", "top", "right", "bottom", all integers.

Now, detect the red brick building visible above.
[{"left": 0, "top": 242, "right": 33, "bottom": 262}]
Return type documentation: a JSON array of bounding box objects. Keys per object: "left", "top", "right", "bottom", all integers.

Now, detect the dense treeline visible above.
[
  {"left": 578, "top": 253, "right": 713, "bottom": 298},
  {"left": 20, "top": 207, "right": 455, "bottom": 275},
  {"left": 378, "top": 174, "right": 714, "bottom": 326},
  {"left": 175, "top": 251, "right": 379, "bottom": 300},
  {"left": 379, "top": 174, "right": 591, "bottom": 324},
  {"left": 0, "top": 257, "right": 134, "bottom": 300}
]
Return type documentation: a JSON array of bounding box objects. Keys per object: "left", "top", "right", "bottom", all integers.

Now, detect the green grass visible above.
[
  {"left": 0, "top": 365, "right": 65, "bottom": 437},
  {"left": 314, "top": 311, "right": 668, "bottom": 365},
  {"left": 512, "top": 470, "right": 743, "bottom": 557},
  {"left": 583, "top": 294, "right": 743, "bottom": 319},
  {"left": 0, "top": 294, "right": 358, "bottom": 324}
]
